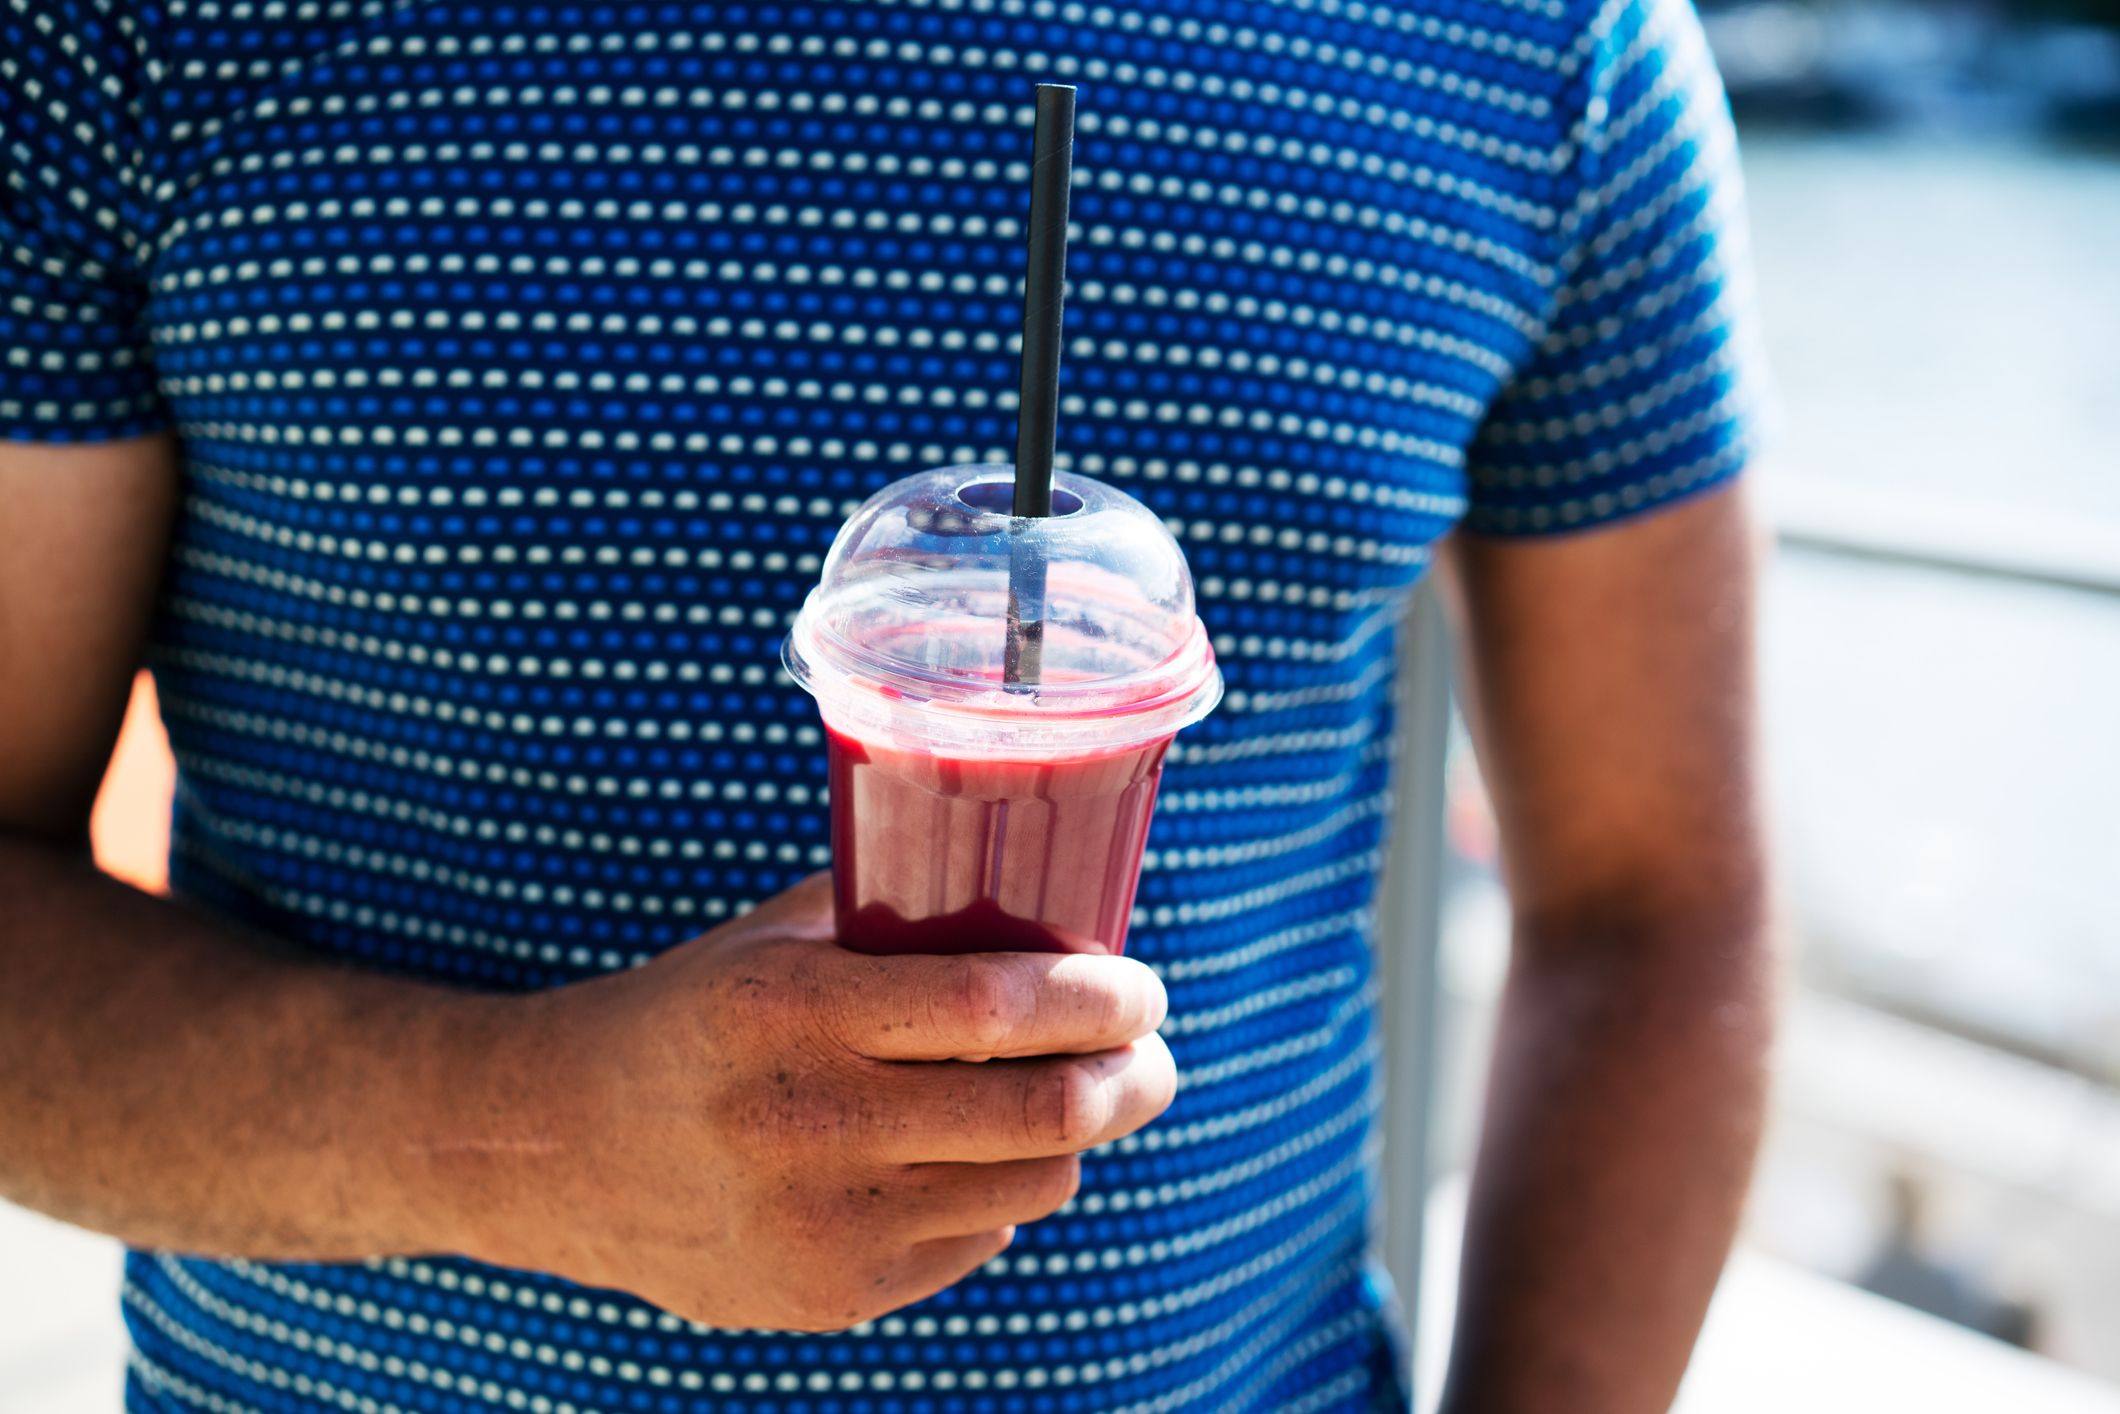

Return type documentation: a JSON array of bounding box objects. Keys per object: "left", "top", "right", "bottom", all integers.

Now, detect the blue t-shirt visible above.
[{"left": 2, "top": 0, "right": 1763, "bottom": 1407}]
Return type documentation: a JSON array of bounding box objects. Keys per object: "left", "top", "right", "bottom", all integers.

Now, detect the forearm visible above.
[
  {"left": 0, "top": 835, "right": 541, "bottom": 1261},
  {"left": 1438, "top": 900, "right": 1775, "bottom": 1414}
]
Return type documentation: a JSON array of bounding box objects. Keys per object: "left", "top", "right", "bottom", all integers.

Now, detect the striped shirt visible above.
[{"left": 0, "top": 0, "right": 1763, "bottom": 1407}]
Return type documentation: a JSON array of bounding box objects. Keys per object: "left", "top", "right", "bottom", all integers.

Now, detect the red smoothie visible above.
[{"left": 827, "top": 725, "right": 1170, "bottom": 956}]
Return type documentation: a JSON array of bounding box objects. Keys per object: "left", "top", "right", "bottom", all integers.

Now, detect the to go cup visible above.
[{"left": 784, "top": 465, "right": 1223, "bottom": 955}]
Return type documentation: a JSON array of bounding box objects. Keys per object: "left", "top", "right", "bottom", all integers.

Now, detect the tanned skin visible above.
[
  {"left": 1433, "top": 481, "right": 1774, "bottom": 1412},
  {"left": 1, "top": 434, "right": 1771, "bottom": 1399}
]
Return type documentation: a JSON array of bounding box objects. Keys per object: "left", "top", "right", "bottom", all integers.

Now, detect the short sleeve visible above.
[
  {"left": 0, "top": 0, "right": 170, "bottom": 442},
  {"left": 1464, "top": 0, "right": 1770, "bottom": 535}
]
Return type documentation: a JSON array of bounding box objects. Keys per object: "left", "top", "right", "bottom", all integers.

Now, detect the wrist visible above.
[{"left": 373, "top": 984, "right": 587, "bottom": 1267}]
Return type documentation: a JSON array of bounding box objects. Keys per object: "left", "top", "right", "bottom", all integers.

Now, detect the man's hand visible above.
[
  {"left": 0, "top": 847, "right": 1175, "bottom": 1333},
  {"left": 472, "top": 874, "right": 1175, "bottom": 1331},
  {"left": 0, "top": 435, "right": 1174, "bottom": 1332}
]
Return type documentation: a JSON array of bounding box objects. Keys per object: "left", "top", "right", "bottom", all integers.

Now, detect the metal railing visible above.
[
  {"left": 1375, "top": 582, "right": 1453, "bottom": 1373},
  {"left": 1769, "top": 480, "right": 2120, "bottom": 597}
]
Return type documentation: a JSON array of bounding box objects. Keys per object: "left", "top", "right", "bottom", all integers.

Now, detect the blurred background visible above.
[
  {"left": 3, "top": 0, "right": 2117, "bottom": 1409},
  {"left": 1418, "top": 0, "right": 2120, "bottom": 1402}
]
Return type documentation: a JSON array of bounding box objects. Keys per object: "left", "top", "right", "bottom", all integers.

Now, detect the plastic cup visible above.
[{"left": 784, "top": 464, "right": 1222, "bottom": 955}]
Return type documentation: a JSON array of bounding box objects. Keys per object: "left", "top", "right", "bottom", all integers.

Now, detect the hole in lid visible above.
[{"left": 957, "top": 479, "right": 1086, "bottom": 517}]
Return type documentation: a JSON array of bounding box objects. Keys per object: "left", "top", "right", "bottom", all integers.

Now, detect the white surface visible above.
[
  {"left": 0, "top": 1204, "right": 125, "bottom": 1414},
  {"left": 1416, "top": 1176, "right": 2120, "bottom": 1414},
  {"left": 1677, "top": 1255, "right": 2120, "bottom": 1414}
]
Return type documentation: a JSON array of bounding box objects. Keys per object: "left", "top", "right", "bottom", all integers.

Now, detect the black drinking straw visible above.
[{"left": 1003, "top": 83, "right": 1077, "bottom": 688}]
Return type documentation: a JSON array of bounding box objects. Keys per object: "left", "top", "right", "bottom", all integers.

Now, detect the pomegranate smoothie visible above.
[{"left": 827, "top": 726, "right": 1169, "bottom": 956}]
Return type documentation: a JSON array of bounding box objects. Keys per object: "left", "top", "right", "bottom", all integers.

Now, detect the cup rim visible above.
[{"left": 783, "top": 598, "right": 1224, "bottom": 751}]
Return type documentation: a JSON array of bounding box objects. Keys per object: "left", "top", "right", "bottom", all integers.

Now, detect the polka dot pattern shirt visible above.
[{"left": 1, "top": 0, "right": 1764, "bottom": 1407}]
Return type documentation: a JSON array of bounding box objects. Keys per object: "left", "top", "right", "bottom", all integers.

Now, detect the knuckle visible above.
[
  {"left": 778, "top": 1194, "right": 840, "bottom": 1250},
  {"left": 789, "top": 954, "right": 893, "bottom": 1059},
  {"left": 939, "top": 958, "right": 1018, "bottom": 1056},
  {"left": 1028, "top": 1061, "right": 1105, "bottom": 1151},
  {"left": 735, "top": 1090, "right": 798, "bottom": 1151},
  {"left": 778, "top": 952, "right": 840, "bottom": 1025},
  {"left": 719, "top": 947, "right": 824, "bottom": 1044},
  {"left": 736, "top": 1073, "right": 855, "bottom": 1156}
]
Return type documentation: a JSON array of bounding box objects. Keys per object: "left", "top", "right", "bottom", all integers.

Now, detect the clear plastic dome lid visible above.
[{"left": 785, "top": 465, "right": 1222, "bottom": 755}]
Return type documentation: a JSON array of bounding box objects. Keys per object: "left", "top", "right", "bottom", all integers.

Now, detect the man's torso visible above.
[{"left": 100, "top": 0, "right": 1576, "bottom": 1407}]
